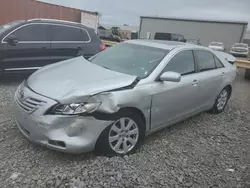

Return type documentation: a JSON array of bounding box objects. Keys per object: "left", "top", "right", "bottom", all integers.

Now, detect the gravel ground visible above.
[{"left": 0, "top": 70, "right": 249, "bottom": 188}]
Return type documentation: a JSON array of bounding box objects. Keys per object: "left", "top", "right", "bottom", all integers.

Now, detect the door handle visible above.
[
  {"left": 192, "top": 79, "right": 199, "bottom": 86},
  {"left": 221, "top": 72, "right": 225, "bottom": 77},
  {"left": 77, "top": 47, "right": 83, "bottom": 50}
]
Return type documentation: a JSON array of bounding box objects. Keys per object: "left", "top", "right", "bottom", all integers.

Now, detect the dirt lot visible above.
[{"left": 0, "top": 70, "right": 249, "bottom": 188}]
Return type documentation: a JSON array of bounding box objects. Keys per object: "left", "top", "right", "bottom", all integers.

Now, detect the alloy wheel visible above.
[
  {"left": 108, "top": 117, "right": 139, "bottom": 154},
  {"left": 217, "top": 89, "right": 228, "bottom": 110}
]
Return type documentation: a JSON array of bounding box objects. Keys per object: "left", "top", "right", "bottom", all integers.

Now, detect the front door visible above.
[
  {"left": 1, "top": 23, "right": 50, "bottom": 72},
  {"left": 150, "top": 50, "right": 200, "bottom": 129},
  {"left": 49, "top": 24, "right": 88, "bottom": 64}
]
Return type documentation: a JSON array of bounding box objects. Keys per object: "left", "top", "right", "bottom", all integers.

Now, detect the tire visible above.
[
  {"left": 0, "top": 69, "right": 4, "bottom": 81},
  {"left": 245, "top": 69, "right": 250, "bottom": 80},
  {"left": 95, "top": 110, "right": 145, "bottom": 156},
  {"left": 210, "top": 87, "right": 230, "bottom": 114}
]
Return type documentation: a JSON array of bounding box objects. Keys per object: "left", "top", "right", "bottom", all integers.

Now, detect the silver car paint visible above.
[
  {"left": 13, "top": 40, "right": 236, "bottom": 153},
  {"left": 27, "top": 56, "right": 137, "bottom": 103},
  {"left": 214, "top": 51, "right": 236, "bottom": 63}
]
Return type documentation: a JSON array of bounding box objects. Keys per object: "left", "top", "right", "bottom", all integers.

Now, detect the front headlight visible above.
[{"left": 49, "top": 102, "right": 101, "bottom": 115}]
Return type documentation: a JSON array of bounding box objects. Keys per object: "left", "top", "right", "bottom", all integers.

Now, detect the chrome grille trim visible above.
[{"left": 15, "top": 86, "right": 46, "bottom": 113}]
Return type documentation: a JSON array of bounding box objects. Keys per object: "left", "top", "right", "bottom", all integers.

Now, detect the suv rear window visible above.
[{"left": 50, "top": 25, "right": 90, "bottom": 42}]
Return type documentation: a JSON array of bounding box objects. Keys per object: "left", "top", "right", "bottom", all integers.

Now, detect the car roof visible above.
[
  {"left": 125, "top": 39, "right": 189, "bottom": 50},
  {"left": 233, "top": 43, "right": 248, "bottom": 45},
  {"left": 26, "top": 18, "right": 90, "bottom": 29},
  {"left": 210, "top": 42, "right": 223, "bottom": 44}
]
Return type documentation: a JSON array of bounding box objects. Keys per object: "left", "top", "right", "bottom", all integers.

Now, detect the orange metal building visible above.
[{"left": 0, "top": 0, "right": 97, "bottom": 25}]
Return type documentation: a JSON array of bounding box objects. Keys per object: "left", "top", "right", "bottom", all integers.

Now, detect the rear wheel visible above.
[
  {"left": 95, "top": 110, "right": 145, "bottom": 156},
  {"left": 210, "top": 88, "right": 230, "bottom": 114}
]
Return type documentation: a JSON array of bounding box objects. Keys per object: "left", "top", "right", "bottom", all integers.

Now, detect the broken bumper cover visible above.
[{"left": 13, "top": 102, "right": 113, "bottom": 154}]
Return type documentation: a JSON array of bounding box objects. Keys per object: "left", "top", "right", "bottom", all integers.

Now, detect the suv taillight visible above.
[{"left": 100, "top": 44, "right": 105, "bottom": 51}]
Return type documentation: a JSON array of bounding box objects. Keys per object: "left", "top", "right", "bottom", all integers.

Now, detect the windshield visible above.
[
  {"left": 0, "top": 25, "right": 8, "bottom": 33},
  {"left": 0, "top": 21, "right": 24, "bottom": 34},
  {"left": 233, "top": 43, "right": 248, "bottom": 48},
  {"left": 210, "top": 42, "right": 223, "bottom": 47},
  {"left": 89, "top": 43, "right": 169, "bottom": 78}
]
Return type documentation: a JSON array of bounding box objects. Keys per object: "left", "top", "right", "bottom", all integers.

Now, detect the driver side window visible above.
[
  {"left": 6, "top": 24, "right": 49, "bottom": 42},
  {"left": 163, "top": 50, "right": 195, "bottom": 76}
]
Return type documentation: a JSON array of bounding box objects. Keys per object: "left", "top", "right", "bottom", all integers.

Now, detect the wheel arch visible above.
[
  {"left": 94, "top": 106, "right": 147, "bottom": 156},
  {"left": 118, "top": 107, "right": 146, "bottom": 130},
  {"left": 89, "top": 106, "right": 147, "bottom": 131}
]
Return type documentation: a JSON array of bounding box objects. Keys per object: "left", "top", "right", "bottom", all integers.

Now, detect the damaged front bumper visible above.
[{"left": 13, "top": 87, "right": 113, "bottom": 154}]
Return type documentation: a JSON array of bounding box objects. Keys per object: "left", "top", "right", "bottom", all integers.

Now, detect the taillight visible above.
[{"left": 100, "top": 44, "right": 105, "bottom": 51}]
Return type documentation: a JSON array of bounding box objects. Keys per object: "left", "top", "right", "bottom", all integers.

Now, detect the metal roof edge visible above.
[
  {"left": 140, "top": 16, "right": 248, "bottom": 25},
  {"left": 36, "top": 0, "right": 99, "bottom": 15}
]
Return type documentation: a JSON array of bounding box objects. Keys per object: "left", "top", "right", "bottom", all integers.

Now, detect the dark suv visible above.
[
  {"left": 154, "top": 32, "right": 186, "bottom": 42},
  {"left": 0, "top": 19, "right": 104, "bottom": 76}
]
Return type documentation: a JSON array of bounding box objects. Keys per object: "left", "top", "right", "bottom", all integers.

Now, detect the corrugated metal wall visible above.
[
  {"left": 0, "top": 0, "right": 90, "bottom": 25},
  {"left": 139, "top": 17, "right": 247, "bottom": 51}
]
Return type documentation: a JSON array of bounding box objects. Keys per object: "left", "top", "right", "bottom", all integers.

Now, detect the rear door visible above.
[
  {"left": 194, "top": 50, "right": 225, "bottom": 109},
  {"left": 49, "top": 24, "right": 90, "bottom": 64},
  {"left": 1, "top": 23, "right": 50, "bottom": 71}
]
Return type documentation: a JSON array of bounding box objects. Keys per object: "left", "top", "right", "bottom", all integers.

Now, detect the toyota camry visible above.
[{"left": 13, "top": 40, "right": 236, "bottom": 156}]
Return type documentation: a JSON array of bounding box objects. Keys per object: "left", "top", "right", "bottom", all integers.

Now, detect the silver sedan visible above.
[{"left": 13, "top": 40, "right": 236, "bottom": 156}]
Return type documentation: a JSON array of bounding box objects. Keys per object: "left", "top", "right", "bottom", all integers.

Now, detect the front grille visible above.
[{"left": 15, "top": 87, "right": 46, "bottom": 113}]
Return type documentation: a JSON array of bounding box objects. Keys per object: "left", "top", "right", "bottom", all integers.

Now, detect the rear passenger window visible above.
[
  {"left": 11, "top": 24, "right": 48, "bottom": 41},
  {"left": 163, "top": 50, "right": 195, "bottom": 75},
  {"left": 50, "top": 25, "right": 90, "bottom": 42},
  {"left": 214, "top": 56, "right": 224, "bottom": 68},
  {"left": 195, "top": 50, "right": 216, "bottom": 71}
]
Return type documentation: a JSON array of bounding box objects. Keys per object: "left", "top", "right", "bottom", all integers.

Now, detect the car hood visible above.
[{"left": 27, "top": 56, "right": 137, "bottom": 102}]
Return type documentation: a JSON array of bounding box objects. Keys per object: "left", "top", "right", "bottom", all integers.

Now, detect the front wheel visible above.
[
  {"left": 210, "top": 88, "right": 230, "bottom": 114},
  {"left": 95, "top": 111, "right": 145, "bottom": 156}
]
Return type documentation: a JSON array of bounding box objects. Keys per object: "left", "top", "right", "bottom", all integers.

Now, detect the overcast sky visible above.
[{"left": 41, "top": 0, "right": 250, "bottom": 26}]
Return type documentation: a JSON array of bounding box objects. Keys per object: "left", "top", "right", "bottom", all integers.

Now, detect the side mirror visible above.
[
  {"left": 159, "top": 71, "right": 181, "bottom": 82},
  {"left": 6, "top": 35, "right": 18, "bottom": 46}
]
